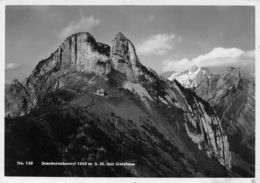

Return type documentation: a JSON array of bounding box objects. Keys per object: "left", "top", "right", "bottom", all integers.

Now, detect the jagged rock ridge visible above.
[{"left": 165, "top": 66, "right": 255, "bottom": 176}]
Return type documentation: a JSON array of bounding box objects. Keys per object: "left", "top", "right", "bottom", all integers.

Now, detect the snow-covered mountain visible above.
[{"left": 167, "top": 65, "right": 212, "bottom": 88}]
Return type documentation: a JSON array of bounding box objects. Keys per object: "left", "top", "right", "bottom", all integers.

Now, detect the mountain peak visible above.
[
  {"left": 226, "top": 66, "right": 244, "bottom": 79},
  {"left": 11, "top": 78, "right": 22, "bottom": 86},
  {"left": 218, "top": 67, "right": 245, "bottom": 91},
  {"left": 227, "top": 66, "right": 241, "bottom": 72},
  {"left": 67, "top": 31, "right": 93, "bottom": 37},
  {"left": 114, "top": 32, "right": 127, "bottom": 40},
  {"left": 189, "top": 65, "right": 199, "bottom": 73},
  {"left": 24, "top": 31, "right": 112, "bottom": 96},
  {"left": 64, "top": 32, "right": 96, "bottom": 44},
  {"left": 200, "top": 67, "right": 210, "bottom": 72},
  {"left": 111, "top": 32, "right": 129, "bottom": 60},
  {"left": 110, "top": 32, "right": 147, "bottom": 81}
]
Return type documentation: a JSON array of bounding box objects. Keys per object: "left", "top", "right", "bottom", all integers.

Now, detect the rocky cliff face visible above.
[
  {"left": 110, "top": 32, "right": 157, "bottom": 82},
  {"left": 198, "top": 68, "right": 255, "bottom": 176},
  {"left": 165, "top": 66, "right": 255, "bottom": 176},
  {"left": 206, "top": 67, "right": 255, "bottom": 149},
  {"left": 168, "top": 66, "right": 255, "bottom": 148},
  {"left": 5, "top": 79, "right": 31, "bottom": 117},
  {"left": 9, "top": 32, "right": 111, "bottom": 113},
  {"left": 5, "top": 32, "right": 233, "bottom": 176},
  {"left": 8, "top": 32, "right": 156, "bottom": 114},
  {"left": 146, "top": 79, "right": 232, "bottom": 169},
  {"left": 173, "top": 81, "right": 231, "bottom": 168},
  {"left": 27, "top": 32, "right": 111, "bottom": 80}
]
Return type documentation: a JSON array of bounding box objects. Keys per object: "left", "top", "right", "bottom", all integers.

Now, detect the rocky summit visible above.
[{"left": 5, "top": 32, "right": 239, "bottom": 177}]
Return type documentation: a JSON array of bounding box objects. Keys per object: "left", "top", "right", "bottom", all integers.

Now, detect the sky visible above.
[{"left": 5, "top": 6, "right": 255, "bottom": 83}]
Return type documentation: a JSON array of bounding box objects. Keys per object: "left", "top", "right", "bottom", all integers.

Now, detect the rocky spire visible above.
[
  {"left": 111, "top": 32, "right": 140, "bottom": 67},
  {"left": 109, "top": 32, "right": 155, "bottom": 82},
  {"left": 110, "top": 32, "right": 128, "bottom": 60}
]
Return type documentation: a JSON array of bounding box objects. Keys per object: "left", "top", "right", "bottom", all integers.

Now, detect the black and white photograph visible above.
[{"left": 1, "top": 1, "right": 258, "bottom": 181}]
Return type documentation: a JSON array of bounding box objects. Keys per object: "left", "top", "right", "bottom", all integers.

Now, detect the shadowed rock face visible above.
[
  {"left": 26, "top": 33, "right": 110, "bottom": 85},
  {"left": 173, "top": 81, "right": 231, "bottom": 169},
  {"left": 164, "top": 66, "right": 255, "bottom": 176},
  {"left": 5, "top": 32, "right": 233, "bottom": 176},
  {"left": 111, "top": 32, "right": 140, "bottom": 67},
  {"left": 205, "top": 68, "right": 255, "bottom": 176},
  {"left": 110, "top": 32, "right": 138, "bottom": 81},
  {"left": 5, "top": 79, "right": 31, "bottom": 117},
  {"left": 110, "top": 32, "right": 156, "bottom": 82},
  {"left": 22, "top": 32, "right": 112, "bottom": 109},
  {"left": 180, "top": 67, "right": 254, "bottom": 149}
]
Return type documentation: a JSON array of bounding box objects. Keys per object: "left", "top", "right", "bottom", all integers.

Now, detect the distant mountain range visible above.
[
  {"left": 162, "top": 65, "right": 255, "bottom": 176},
  {"left": 5, "top": 32, "right": 254, "bottom": 177}
]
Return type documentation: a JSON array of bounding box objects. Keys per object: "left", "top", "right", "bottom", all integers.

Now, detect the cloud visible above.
[
  {"left": 136, "top": 33, "right": 178, "bottom": 55},
  {"left": 59, "top": 16, "right": 100, "bottom": 39},
  {"left": 162, "top": 47, "right": 255, "bottom": 72},
  {"left": 241, "top": 50, "right": 255, "bottom": 59},
  {"left": 5, "top": 63, "right": 22, "bottom": 71}
]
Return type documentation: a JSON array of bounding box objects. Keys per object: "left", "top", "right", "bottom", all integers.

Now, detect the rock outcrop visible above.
[
  {"left": 20, "top": 32, "right": 111, "bottom": 109},
  {"left": 27, "top": 32, "right": 111, "bottom": 81},
  {"left": 110, "top": 32, "right": 156, "bottom": 82},
  {"left": 165, "top": 66, "right": 255, "bottom": 176},
  {"left": 173, "top": 81, "right": 231, "bottom": 168},
  {"left": 5, "top": 79, "right": 31, "bottom": 117},
  {"left": 145, "top": 78, "right": 232, "bottom": 169},
  {"left": 196, "top": 67, "right": 255, "bottom": 176},
  {"left": 207, "top": 67, "right": 255, "bottom": 148},
  {"left": 111, "top": 32, "right": 140, "bottom": 78},
  {"left": 167, "top": 66, "right": 254, "bottom": 150}
]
